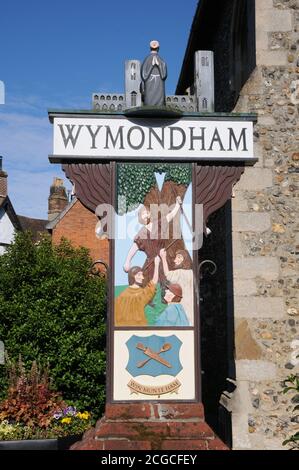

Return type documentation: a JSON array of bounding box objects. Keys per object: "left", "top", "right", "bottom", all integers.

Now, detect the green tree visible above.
[{"left": 0, "top": 232, "right": 106, "bottom": 418}]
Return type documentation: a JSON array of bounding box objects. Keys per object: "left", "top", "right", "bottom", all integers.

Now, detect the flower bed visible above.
[
  {"left": 52, "top": 406, "right": 91, "bottom": 438},
  {"left": 0, "top": 357, "right": 92, "bottom": 448}
]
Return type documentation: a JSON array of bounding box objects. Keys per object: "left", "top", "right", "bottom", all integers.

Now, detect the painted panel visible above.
[
  {"left": 114, "top": 163, "right": 194, "bottom": 327},
  {"left": 113, "top": 330, "right": 195, "bottom": 401}
]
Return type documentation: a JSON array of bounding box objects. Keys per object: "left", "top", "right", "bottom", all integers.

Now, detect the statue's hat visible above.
[{"left": 150, "top": 40, "right": 160, "bottom": 50}]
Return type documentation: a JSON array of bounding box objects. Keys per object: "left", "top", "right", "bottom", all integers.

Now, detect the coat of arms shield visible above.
[{"left": 126, "top": 334, "right": 183, "bottom": 378}]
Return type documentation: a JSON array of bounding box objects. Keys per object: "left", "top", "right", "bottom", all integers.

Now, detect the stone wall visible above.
[{"left": 230, "top": 0, "right": 299, "bottom": 450}]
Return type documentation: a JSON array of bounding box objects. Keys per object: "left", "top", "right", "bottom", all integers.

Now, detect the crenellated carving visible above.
[
  {"left": 62, "top": 163, "right": 112, "bottom": 212},
  {"left": 195, "top": 164, "right": 244, "bottom": 225}
]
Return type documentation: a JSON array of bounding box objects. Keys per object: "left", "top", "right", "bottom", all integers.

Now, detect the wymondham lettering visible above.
[{"left": 58, "top": 123, "right": 248, "bottom": 153}]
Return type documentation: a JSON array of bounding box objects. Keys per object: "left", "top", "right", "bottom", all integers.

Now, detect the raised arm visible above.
[
  {"left": 152, "top": 256, "right": 160, "bottom": 285},
  {"left": 166, "top": 196, "right": 182, "bottom": 223},
  {"left": 123, "top": 242, "right": 139, "bottom": 272},
  {"left": 159, "top": 248, "right": 169, "bottom": 276}
]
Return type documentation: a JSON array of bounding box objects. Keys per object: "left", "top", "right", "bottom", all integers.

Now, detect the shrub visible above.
[
  {"left": 0, "top": 420, "right": 27, "bottom": 440},
  {"left": 0, "top": 357, "right": 93, "bottom": 440},
  {"left": 0, "top": 232, "right": 107, "bottom": 418},
  {"left": 0, "top": 355, "right": 65, "bottom": 428}
]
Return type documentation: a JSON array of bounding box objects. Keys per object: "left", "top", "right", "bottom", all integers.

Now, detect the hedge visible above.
[{"left": 0, "top": 232, "right": 107, "bottom": 418}]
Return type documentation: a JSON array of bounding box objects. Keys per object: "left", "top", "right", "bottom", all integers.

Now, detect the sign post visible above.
[{"left": 48, "top": 44, "right": 256, "bottom": 450}]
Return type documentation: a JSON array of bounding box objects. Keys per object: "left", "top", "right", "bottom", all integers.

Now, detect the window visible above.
[
  {"left": 131, "top": 91, "right": 137, "bottom": 107},
  {"left": 131, "top": 63, "right": 136, "bottom": 80}
]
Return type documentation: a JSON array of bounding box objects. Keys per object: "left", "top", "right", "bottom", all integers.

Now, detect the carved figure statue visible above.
[{"left": 140, "top": 40, "right": 167, "bottom": 106}]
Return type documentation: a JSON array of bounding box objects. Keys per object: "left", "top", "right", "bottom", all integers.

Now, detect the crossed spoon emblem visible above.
[{"left": 136, "top": 342, "right": 172, "bottom": 368}]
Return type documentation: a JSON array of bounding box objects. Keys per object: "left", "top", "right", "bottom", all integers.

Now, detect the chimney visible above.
[
  {"left": 48, "top": 177, "right": 68, "bottom": 221},
  {"left": 0, "top": 156, "right": 8, "bottom": 198}
]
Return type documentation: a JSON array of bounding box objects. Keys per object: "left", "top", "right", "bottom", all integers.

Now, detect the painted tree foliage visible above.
[
  {"left": 117, "top": 163, "right": 192, "bottom": 280},
  {"left": 117, "top": 163, "right": 192, "bottom": 214},
  {"left": 117, "top": 163, "right": 193, "bottom": 271}
]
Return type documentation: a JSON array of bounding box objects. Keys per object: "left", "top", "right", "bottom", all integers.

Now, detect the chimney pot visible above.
[
  {"left": 48, "top": 177, "right": 68, "bottom": 221},
  {"left": 0, "top": 157, "right": 8, "bottom": 198}
]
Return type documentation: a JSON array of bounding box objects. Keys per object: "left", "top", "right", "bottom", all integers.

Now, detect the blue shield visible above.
[{"left": 126, "top": 335, "right": 182, "bottom": 378}]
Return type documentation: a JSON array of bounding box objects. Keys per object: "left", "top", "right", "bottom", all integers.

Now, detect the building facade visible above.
[
  {"left": 177, "top": 0, "right": 299, "bottom": 450},
  {"left": 0, "top": 176, "right": 21, "bottom": 255},
  {"left": 47, "top": 195, "right": 109, "bottom": 265},
  {"left": 0, "top": 157, "right": 48, "bottom": 252}
]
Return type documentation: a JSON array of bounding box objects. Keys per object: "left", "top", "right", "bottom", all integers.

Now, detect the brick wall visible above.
[
  {"left": 52, "top": 199, "right": 109, "bottom": 264},
  {"left": 230, "top": 0, "right": 299, "bottom": 450},
  {"left": 0, "top": 171, "right": 7, "bottom": 197}
]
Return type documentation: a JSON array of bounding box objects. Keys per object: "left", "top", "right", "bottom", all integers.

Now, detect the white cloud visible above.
[
  {"left": 6, "top": 92, "right": 89, "bottom": 114},
  {"left": 0, "top": 86, "right": 108, "bottom": 219},
  {"left": 0, "top": 96, "right": 72, "bottom": 219},
  {"left": 9, "top": 167, "right": 72, "bottom": 219},
  {"left": 0, "top": 112, "right": 51, "bottom": 171}
]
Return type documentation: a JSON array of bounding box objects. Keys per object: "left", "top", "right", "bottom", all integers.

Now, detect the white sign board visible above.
[{"left": 51, "top": 115, "right": 255, "bottom": 162}]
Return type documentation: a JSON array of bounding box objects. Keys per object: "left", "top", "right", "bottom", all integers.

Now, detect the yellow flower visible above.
[
  {"left": 77, "top": 411, "right": 90, "bottom": 420},
  {"left": 82, "top": 412, "right": 90, "bottom": 420},
  {"left": 61, "top": 417, "right": 72, "bottom": 424}
]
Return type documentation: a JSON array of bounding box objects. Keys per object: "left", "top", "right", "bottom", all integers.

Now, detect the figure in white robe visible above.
[{"left": 160, "top": 248, "right": 194, "bottom": 325}]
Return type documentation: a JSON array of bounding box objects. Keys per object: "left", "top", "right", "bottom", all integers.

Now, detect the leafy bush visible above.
[
  {"left": 0, "top": 355, "right": 65, "bottom": 429},
  {"left": 0, "top": 232, "right": 107, "bottom": 418},
  {"left": 0, "top": 356, "right": 93, "bottom": 440},
  {"left": 0, "top": 420, "right": 53, "bottom": 440},
  {"left": 0, "top": 420, "right": 28, "bottom": 440}
]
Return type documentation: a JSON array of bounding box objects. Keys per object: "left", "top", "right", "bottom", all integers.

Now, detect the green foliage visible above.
[
  {"left": 282, "top": 374, "right": 299, "bottom": 449},
  {"left": 0, "top": 232, "right": 107, "bottom": 419},
  {"left": 117, "top": 163, "right": 191, "bottom": 214},
  {"left": 0, "top": 420, "right": 54, "bottom": 440},
  {"left": 0, "top": 420, "right": 28, "bottom": 440}
]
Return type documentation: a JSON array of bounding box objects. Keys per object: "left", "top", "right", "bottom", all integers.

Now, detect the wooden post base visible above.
[{"left": 71, "top": 403, "right": 228, "bottom": 450}]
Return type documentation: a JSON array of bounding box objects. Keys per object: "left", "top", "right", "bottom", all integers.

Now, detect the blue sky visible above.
[{"left": 0, "top": 0, "right": 198, "bottom": 218}]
